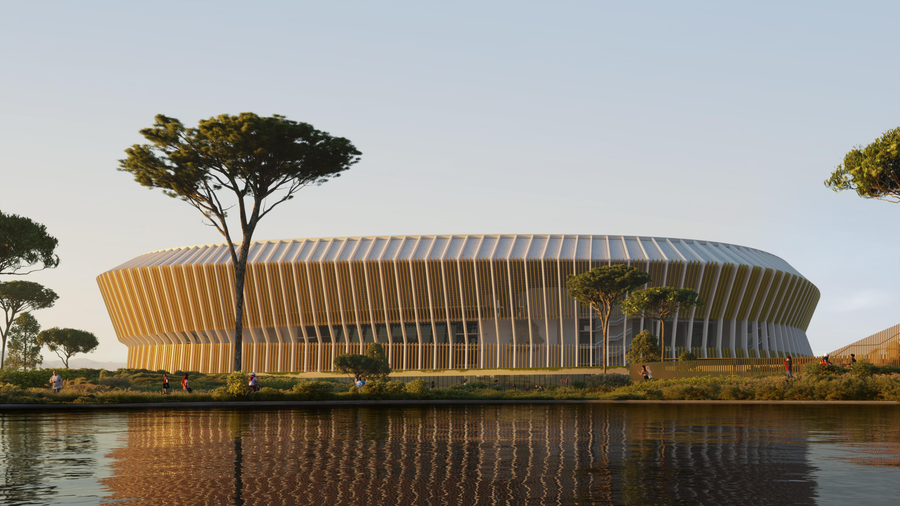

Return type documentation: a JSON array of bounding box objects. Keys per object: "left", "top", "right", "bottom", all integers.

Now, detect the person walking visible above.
[
  {"left": 49, "top": 370, "right": 62, "bottom": 393},
  {"left": 640, "top": 365, "right": 650, "bottom": 382},
  {"left": 784, "top": 356, "right": 793, "bottom": 379},
  {"left": 162, "top": 373, "right": 170, "bottom": 394},
  {"left": 181, "top": 374, "right": 191, "bottom": 393},
  {"left": 850, "top": 354, "right": 857, "bottom": 366}
]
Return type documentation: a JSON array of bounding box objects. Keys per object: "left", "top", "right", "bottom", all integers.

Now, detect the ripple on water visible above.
[{"left": 0, "top": 404, "right": 898, "bottom": 505}]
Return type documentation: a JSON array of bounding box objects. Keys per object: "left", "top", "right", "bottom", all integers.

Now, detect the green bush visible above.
[
  {"left": 678, "top": 351, "right": 698, "bottom": 361},
  {"left": 643, "top": 388, "right": 664, "bottom": 400},
  {"left": 225, "top": 372, "right": 249, "bottom": 398},
  {"left": 626, "top": 330, "right": 662, "bottom": 364},
  {"left": 662, "top": 384, "right": 714, "bottom": 400},
  {"left": 850, "top": 360, "right": 876, "bottom": 377},
  {"left": 803, "top": 362, "right": 847, "bottom": 377},
  {"left": 571, "top": 380, "right": 587, "bottom": 389},
  {"left": 585, "top": 374, "right": 632, "bottom": 391},
  {"left": 404, "top": 379, "right": 429, "bottom": 395},
  {"left": 292, "top": 380, "right": 336, "bottom": 400},
  {"left": 450, "top": 381, "right": 489, "bottom": 391},
  {"left": 361, "top": 379, "right": 406, "bottom": 398},
  {"left": 0, "top": 369, "right": 53, "bottom": 388}
]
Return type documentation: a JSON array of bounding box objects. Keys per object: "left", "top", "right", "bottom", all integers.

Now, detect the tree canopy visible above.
[
  {"left": 6, "top": 312, "right": 42, "bottom": 370},
  {"left": 0, "top": 210, "right": 60, "bottom": 276},
  {"left": 0, "top": 280, "right": 58, "bottom": 368},
  {"left": 36, "top": 327, "right": 99, "bottom": 368},
  {"left": 625, "top": 330, "right": 662, "bottom": 365},
  {"left": 824, "top": 126, "right": 900, "bottom": 203},
  {"left": 333, "top": 343, "right": 392, "bottom": 382},
  {"left": 118, "top": 113, "right": 361, "bottom": 371},
  {"left": 620, "top": 286, "right": 704, "bottom": 362},
  {"left": 566, "top": 264, "right": 652, "bottom": 373}
]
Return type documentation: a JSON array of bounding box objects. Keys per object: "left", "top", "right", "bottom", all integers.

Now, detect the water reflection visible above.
[
  {"left": 0, "top": 404, "right": 898, "bottom": 505},
  {"left": 0, "top": 411, "right": 121, "bottom": 505}
]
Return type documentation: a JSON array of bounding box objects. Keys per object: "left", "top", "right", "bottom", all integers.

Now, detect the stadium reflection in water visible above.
[{"left": 1, "top": 404, "right": 899, "bottom": 505}]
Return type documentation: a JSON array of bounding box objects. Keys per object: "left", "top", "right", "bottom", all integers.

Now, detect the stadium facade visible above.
[{"left": 97, "top": 235, "right": 819, "bottom": 373}]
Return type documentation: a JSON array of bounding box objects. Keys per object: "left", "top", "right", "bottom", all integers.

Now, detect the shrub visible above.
[
  {"left": 803, "top": 362, "right": 846, "bottom": 377},
  {"left": 292, "top": 380, "right": 336, "bottom": 400},
  {"left": 571, "top": 380, "right": 587, "bottom": 389},
  {"left": 719, "top": 384, "right": 752, "bottom": 400},
  {"left": 404, "top": 379, "right": 429, "bottom": 395},
  {"left": 252, "top": 387, "right": 283, "bottom": 401},
  {"left": 850, "top": 360, "right": 876, "bottom": 377},
  {"left": 0, "top": 369, "right": 52, "bottom": 389},
  {"left": 678, "top": 351, "right": 698, "bottom": 361},
  {"left": 626, "top": 330, "right": 662, "bottom": 364},
  {"left": 585, "top": 374, "right": 632, "bottom": 391},
  {"left": 663, "top": 384, "right": 711, "bottom": 400},
  {"left": 643, "top": 388, "right": 664, "bottom": 400},
  {"left": 450, "top": 381, "right": 489, "bottom": 391},
  {"left": 225, "top": 372, "right": 249, "bottom": 398},
  {"left": 361, "top": 380, "right": 406, "bottom": 398}
]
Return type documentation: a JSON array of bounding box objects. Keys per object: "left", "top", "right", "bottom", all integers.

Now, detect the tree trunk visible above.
[
  {"left": 600, "top": 311, "right": 609, "bottom": 375},
  {"left": 233, "top": 256, "right": 247, "bottom": 373},
  {"left": 232, "top": 238, "right": 254, "bottom": 373},
  {"left": 659, "top": 318, "right": 666, "bottom": 362},
  {"left": 0, "top": 311, "right": 14, "bottom": 369}
]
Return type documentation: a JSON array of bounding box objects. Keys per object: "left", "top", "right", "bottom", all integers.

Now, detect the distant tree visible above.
[
  {"left": 0, "top": 281, "right": 58, "bottom": 368},
  {"left": 118, "top": 113, "right": 361, "bottom": 372},
  {"left": 566, "top": 264, "right": 652, "bottom": 373},
  {"left": 333, "top": 343, "right": 392, "bottom": 382},
  {"left": 36, "top": 327, "right": 99, "bottom": 369},
  {"left": 678, "top": 350, "right": 698, "bottom": 362},
  {"left": 0, "top": 211, "right": 60, "bottom": 276},
  {"left": 625, "top": 330, "right": 662, "bottom": 365},
  {"left": 824, "top": 126, "right": 900, "bottom": 203},
  {"left": 364, "top": 343, "right": 392, "bottom": 380},
  {"left": 333, "top": 354, "right": 376, "bottom": 383},
  {"left": 620, "top": 287, "right": 704, "bottom": 362},
  {"left": 6, "top": 312, "right": 42, "bottom": 370}
]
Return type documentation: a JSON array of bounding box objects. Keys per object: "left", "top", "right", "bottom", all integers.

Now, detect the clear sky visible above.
[{"left": 2, "top": 1, "right": 897, "bottom": 363}]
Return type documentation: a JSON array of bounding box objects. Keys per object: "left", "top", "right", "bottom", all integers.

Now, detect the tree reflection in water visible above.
[
  {"left": 92, "top": 404, "right": 900, "bottom": 506},
  {"left": 1, "top": 404, "right": 898, "bottom": 505},
  {"left": 0, "top": 411, "right": 105, "bottom": 504}
]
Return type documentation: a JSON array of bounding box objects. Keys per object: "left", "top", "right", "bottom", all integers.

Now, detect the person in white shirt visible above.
[{"left": 49, "top": 371, "right": 62, "bottom": 393}]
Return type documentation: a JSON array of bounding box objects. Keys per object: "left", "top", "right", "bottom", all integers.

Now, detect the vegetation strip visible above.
[
  {"left": 2, "top": 361, "right": 899, "bottom": 406},
  {"left": 2, "top": 398, "right": 899, "bottom": 412}
]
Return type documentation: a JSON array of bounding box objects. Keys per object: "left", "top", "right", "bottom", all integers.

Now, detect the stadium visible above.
[{"left": 96, "top": 235, "right": 819, "bottom": 373}]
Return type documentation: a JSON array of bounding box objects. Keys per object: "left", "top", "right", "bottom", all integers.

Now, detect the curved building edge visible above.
[{"left": 96, "top": 235, "right": 820, "bottom": 373}]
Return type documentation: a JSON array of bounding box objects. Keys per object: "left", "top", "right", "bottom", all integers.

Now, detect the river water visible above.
[{"left": 0, "top": 403, "right": 897, "bottom": 505}]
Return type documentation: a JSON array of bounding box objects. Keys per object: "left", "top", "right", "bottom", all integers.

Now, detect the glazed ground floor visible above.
[{"left": 125, "top": 317, "right": 812, "bottom": 373}]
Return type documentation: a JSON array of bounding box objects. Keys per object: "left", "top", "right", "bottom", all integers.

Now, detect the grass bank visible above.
[{"left": 1, "top": 363, "right": 898, "bottom": 405}]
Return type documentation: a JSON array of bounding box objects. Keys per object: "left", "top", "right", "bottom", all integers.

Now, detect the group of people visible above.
[{"left": 161, "top": 374, "right": 193, "bottom": 394}]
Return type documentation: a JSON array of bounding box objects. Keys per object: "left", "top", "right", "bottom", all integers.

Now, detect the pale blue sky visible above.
[{"left": 2, "top": 1, "right": 897, "bottom": 362}]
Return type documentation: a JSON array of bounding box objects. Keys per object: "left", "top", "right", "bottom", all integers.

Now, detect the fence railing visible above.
[
  {"left": 828, "top": 324, "right": 900, "bottom": 367},
  {"left": 627, "top": 356, "right": 823, "bottom": 382}
]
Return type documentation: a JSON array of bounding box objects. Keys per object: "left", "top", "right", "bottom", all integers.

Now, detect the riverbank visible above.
[
  {"left": 2, "top": 398, "right": 899, "bottom": 411},
  {"left": 2, "top": 365, "right": 899, "bottom": 406}
]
